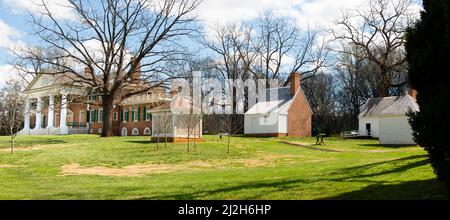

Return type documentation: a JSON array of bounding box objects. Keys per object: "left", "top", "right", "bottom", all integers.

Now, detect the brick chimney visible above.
[
  {"left": 290, "top": 72, "right": 301, "bottom": 95},
  {"left": 130, "top": 57, "right": 141, "bottom": 82},
  {"left": 84, "top": 66, "right": 92, "bottom": 77}
]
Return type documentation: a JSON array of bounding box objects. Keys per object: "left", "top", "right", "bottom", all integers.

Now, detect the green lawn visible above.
[{"left": 0, "top": 135, "right": 447, "bottom": 200}]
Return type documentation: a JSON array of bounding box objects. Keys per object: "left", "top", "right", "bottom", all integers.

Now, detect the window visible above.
[
  {"left": 98, "top": 109, "right": 103, "bottom": 123},
  {"left": 121, "top": 127, "right": 128, "bottom": 136},
  {"left": 124, "top": 109, "right": 129, "bottom": 122},
  {"left": 98, "top": 128, "right": 102, "bottom": 134},
  {"left": 90, "top": 111, "right": 96, "bottom": 123},
  {"left": 144, "top": 127, "right": 152, "bottom": 135},
  {"left": 113, "top": 112, "right": 118, "bottom": 121},
  {"left": 79, "top": 111, "right": 85, "bottom": 123},
  {"left": 55, "top": 113, "right": 59, "bottom": 127},
  {"left": 132, "top": 128, "right": 139, "bottom": 136},
  {"left": 145, "top": 106, "right": 152, "bottom": 121},
  {"left": 42, "top": 115, "right": 48, "bottom": 128},
  {"left": 134, "top": 107, "right": 139, "bottom": 122}
]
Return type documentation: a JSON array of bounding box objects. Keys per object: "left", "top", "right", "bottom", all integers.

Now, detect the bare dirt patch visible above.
[
  {"left": 61, "top": 154, "right": 302, "bottom": 177},
  {"left": 280, "top": 141, "right": 342, "bottom": 152},
  {"left": 0, "top": 147, "right": 42, "bottom": 152},
  {"left": 0, "top": 164, "right": 21, "bottom": 168}
]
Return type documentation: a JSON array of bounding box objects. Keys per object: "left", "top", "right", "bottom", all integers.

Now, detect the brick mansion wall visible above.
[{"left": 89, "top": 104, "right": 153, "bottom": 136}]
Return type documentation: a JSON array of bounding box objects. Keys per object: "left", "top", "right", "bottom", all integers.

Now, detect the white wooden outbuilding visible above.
[{"left": 358, "top": 94, "right": 419, "bottom": 145}]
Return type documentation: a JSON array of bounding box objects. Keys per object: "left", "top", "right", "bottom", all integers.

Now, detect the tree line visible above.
[{"left": 3, "top": 0, "right": 414, "bottom": 137}]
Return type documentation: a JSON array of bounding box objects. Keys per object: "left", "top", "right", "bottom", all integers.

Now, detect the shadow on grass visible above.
[
  {"left": 280, "top": 141, "right": 341, "bottom": 152},
  {"left": 134, "top": 179, "right": 308, "bottom": 200},
  {"left": 132, "top": 177, "right": 447, "bottom": 200},
  {"left": 337, "top": 155, "right": 428, "bottom": 173},
  {"left": 132, "top": 154, "right": 443, "bottom": 200},
  {"left": 125, "top": 140, "right": 152, "bottom": 145},
  {"left": 0, "top": 139, "right": 66, "bottom": 148},
  {"left": 360, "top": 144, "right": 417, "bottom": 148},
  {"left": 321, "top": 179, "right": 448, "bottom": 200},
  {"left": 330, "top": 155, "right": 431, "bottom": 181}
]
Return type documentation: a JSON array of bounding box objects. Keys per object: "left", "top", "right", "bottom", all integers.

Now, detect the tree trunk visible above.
[
  {"left": 227, "top": 134, "right": 230, "bottom": 155},
  {"left": 187, "top": 134, "right": 190, "bottom": 154},
  {"left": 101, "top": 95, "right": 115, "bottom": 137},
  {"left": 165, "top": 133, "right": 167, "bottom": 148},
  {"left": 377, "top": 68, "right": 390, "bottom": 97},
  {"left": 164, "top": 124, "right": 168, "bottom": 148},
  {"left": 157, "top": 128, "right": 160, "bottom": 150},
  {"left": 10, "top": 136, "right": 15, "bottom": 155}
]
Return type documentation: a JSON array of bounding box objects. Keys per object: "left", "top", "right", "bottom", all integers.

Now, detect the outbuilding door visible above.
[{"left": 366, "top": 123, "right": 372, "bottom": 136}]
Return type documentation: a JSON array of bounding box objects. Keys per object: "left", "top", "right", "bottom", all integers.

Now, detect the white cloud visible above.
[
  {"left": 1, "top": 0, "right": 75, "bottom": 20},
  {"left": 0, "top": 19, "right": 24, "bottom": 50},
  {"left": 197, "top": 0, "right": 420, "bottom": 30},
  {"left": 197, "top": 0, "right": 300, "bottom": 27},
  {"left": 197, "top": 0, "right": 368, "bottom": 29},
  {"left": 0, "top": 64, "right": 22, "bottom": 87}
]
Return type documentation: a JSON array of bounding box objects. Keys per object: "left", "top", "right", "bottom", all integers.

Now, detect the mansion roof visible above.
[{"left": 24, "top": 72, "right": 170, "bottom": 106}]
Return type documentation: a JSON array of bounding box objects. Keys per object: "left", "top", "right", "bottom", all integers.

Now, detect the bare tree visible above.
[
  {"left": 18, "top": 0, "right": 202, "bottom": 137},
  {"left": 179, "top": 112, "right": 201, "bottom": 153},
  {"left": 204, "top": 14, "right": 329, "bottom": 134},
  {"left": 332, "top": 0, "right": 416, "bottom": 97},
  {"left": 10, "top": 47, "right": 70, "bottom": 84},
  {"left": 159, "top": 110, "right": 173, "bottom": 148},
  {"left": 302, "top": 72, "right": 337, "bottom": 134},
  {"left": 203, "top": 24, "right": 256, "bottom": 82},
  {"left": 218, "top": 113, "right": 242, "bottom": 155},
  {"left": 255, "top": 13, "right": 329, "bottom": 86},
  {"left": 0, "top": 81, "right": 26, "bottom": 154},
  {"left": 334, "top": 46, "right": 377, "bottom": 129}
]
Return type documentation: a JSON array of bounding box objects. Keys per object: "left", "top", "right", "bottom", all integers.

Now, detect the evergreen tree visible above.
[{"left": 406, "top": 0, "right": 449, "bottom": 192}]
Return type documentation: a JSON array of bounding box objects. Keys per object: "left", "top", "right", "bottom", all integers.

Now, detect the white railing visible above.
[{"left": 341, "top": 130, "right": 359, "bottom": 138}]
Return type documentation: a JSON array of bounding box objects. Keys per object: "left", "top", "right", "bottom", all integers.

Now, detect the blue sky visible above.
[{"left": 0, "top": 0, "right": 421, "bottom": 85}]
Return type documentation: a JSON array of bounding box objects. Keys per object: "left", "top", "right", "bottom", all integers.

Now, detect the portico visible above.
[
  {"left": 18, "top": 74, "right": 89, "bottom": 135},
  {"left": 20, "top": 94, "right": 72, "bottom": 135}
]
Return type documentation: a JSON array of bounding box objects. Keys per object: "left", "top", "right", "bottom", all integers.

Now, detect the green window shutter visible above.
[
  {"left": 138, "top": 107, "right": 141, "bottom": 121},
  {"left": 142, "top": 106, "right": 147, "bottom": 121},
  {"left": 87, "top": 110, "right": 90, "bottom": 123},
  {"left": 120, "top": 110, "right": 123, "bottom": 122},
  {"left": 126, "top": 110, "right": 129, "bottom": 121}
]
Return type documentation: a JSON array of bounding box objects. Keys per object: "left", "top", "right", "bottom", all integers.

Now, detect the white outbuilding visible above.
[
  {"left": 244, "top": 72, "right": 312, "bottom": 137},
  {"left": 358, "top": 93, "right": 419, "bottom": 145}
]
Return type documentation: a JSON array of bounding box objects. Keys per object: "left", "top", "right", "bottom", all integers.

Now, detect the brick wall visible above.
[
  {"left": 89, "top": 104, "right": 152, "bottom": 136},
  {"left": 287, "top": 88, "right": 312, "bottom": 137}
]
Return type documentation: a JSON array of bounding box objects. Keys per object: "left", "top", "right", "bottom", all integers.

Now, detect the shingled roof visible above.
[
  {"left": 245, "top": 86, "right": 316, "bottom": 115},
  {"left": 359, "top": 95, "right": 419, "bottom": 118}
]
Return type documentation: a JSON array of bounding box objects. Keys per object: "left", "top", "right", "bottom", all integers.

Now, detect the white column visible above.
[
  {"left": 60, "top": 94, "right": 68, "bottom": 134},
  {"left": 172, "top": 114, "right": 176, "bottom": 138},
  {"left": 35, "top": 97, "right": 42, "bottom": 129},
  {"left": 23, "top": 98, "right": 31, "bottom": 132},
  {"left": 47, "top": 95, "right": 54, "bottom": 129},
  {"left": 86, "top": 104, "right": 90, "bottom": 131}
]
